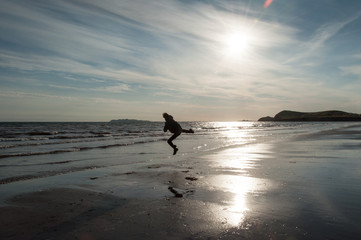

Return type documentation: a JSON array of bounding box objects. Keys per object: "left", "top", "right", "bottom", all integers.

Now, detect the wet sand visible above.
[{"left": 1, "top": 128, "right": 361, "bottom": 239}]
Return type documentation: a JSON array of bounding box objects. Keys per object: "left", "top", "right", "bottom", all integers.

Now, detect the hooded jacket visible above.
[{"left": 163, "top": 114, "right": 182, "bottom": 133}]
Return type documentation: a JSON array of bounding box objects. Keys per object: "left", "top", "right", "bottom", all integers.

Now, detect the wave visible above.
[
  {"left": 1, "top": 132, "right": 164, "bottom": 142},
  {"left": 200, "top": 127, "right": 218, "bottom": 130},
  {"left": 0, "top": 137, "right": 50, "bottom": 142},
  {"left": 0, "top": 137, "right": 113, "bottom": 149},
  {"left": 27, "top": 131, "right": 58, "bottom": 136},
  {"left": 0, "top": 138, "right": 167, "bottom": 159}
]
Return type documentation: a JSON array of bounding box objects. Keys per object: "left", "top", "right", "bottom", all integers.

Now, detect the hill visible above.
[{"left": 258, "top": 110, "right": 361, "bottom": 121}]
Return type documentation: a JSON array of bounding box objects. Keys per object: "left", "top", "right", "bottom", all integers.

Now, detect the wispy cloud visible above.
[
  {"left": 285, "top": 11, "right": 361, "bottom": 65},
  {"left": 340, "top": 65, "right": 361, "bottom": 78},
  {"left": 339, "top": 54, "right": 361, "bottom": 78}
]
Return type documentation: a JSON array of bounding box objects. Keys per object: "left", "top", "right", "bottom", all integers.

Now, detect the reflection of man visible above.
[{"left": 163, "top": 113, "right": 194, "bottom": 155}]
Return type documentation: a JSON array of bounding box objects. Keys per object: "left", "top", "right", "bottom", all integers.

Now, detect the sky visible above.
[{"left": 1, "top": 0, "right": 361, "bottom": 121}]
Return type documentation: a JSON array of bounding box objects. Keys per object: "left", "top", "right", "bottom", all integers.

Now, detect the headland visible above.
[{"left": 258, "top": 110, "right": 361, "bottom": 121}]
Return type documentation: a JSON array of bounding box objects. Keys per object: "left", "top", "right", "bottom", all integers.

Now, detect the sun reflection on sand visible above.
[
  {"left": 204, "top": 143, "right": 273, "bottom": 226},
  {"left": 209, "top": 144, "right": 272, "bottom": 174},
  {"left": 211, "top": 175, "right": 257, "bottom": 225}
]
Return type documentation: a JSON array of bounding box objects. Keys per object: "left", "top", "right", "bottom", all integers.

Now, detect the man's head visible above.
[{"left": 163, "top": 112, "right": 172, "bottom": 120}]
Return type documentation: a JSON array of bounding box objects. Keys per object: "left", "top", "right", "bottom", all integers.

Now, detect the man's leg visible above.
[
  {"left": 167, "top": 132, "right": 180, "bottom": 148},
  {"left": 168, "top": 132, "right": 181, "bottom": 155},
  {"left": 181, "top": 129, "right": 194, "bottom": 133}
]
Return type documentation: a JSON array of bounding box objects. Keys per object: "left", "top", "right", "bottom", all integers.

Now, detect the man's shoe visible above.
[{"left": 173, "top": 147, "right": 178, "bottom": 155}]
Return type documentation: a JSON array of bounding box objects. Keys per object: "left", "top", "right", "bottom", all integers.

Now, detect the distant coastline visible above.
[
  {"left": 258, "top": 110, "right": 361, "bottom": 121},
  {"left": 109, "top": 119, "right": 151, "bottom": 124}
]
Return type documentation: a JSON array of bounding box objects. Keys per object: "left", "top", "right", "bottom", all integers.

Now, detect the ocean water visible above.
[{"left": 0, "top": 120, "right": 357, "bottom": 184}]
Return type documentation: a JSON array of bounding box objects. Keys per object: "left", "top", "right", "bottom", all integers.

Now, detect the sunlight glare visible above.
[{"left": 223, "top": 31, "right": 250, "bottom": 58}]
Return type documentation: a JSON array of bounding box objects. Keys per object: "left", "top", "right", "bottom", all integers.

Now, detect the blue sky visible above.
[{"left": 1, "top": 0, "right": 361, "bottom": 121}]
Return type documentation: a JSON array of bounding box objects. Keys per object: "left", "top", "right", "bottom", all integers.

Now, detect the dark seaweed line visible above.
[
  {"left": 0, "top": 159, "right": 81, "bottom": 168},
  {"left": 0, "top": 166, "right": 101, "bottom": 185},
  {"left": 0, "top": 149, "right": 80, "bottom": 159}
]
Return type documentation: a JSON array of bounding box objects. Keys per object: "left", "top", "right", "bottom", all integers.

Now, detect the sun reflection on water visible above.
[{"left": 216, "top": 121, "right": 257, "bottom": 146}]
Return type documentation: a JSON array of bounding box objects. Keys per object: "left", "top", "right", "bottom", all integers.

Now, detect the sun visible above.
[{"left": 222, "top": 31, "right": 250, "bottom": 58}]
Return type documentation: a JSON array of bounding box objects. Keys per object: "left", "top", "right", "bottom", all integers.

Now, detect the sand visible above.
[
  {"left": 0, "top": 183, "right": 287, "bottom": 240},
  {"left": 1, "top": 129, "right": 361, "bottom": 240}
]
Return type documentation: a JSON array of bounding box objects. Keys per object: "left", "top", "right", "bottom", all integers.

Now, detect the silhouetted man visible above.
[{"left": 163, "top": 113, "right": 194, "bottom": 155}]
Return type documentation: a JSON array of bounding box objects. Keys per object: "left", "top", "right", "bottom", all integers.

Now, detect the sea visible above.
[{"left": 0, "top": 120, "right": 358, "bottom": 185}]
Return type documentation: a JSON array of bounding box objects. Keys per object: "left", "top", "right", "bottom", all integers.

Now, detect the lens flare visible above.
[{"left": 264, "top": 0, "right": 273, "bottom": 8}]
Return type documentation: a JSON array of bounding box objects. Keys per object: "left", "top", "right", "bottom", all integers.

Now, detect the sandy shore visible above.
[
  {"left": 0, "top": 184, "right": 291, "bottom": 240},
  {"left": 0, "top": 145, "right": 290, "bottom": 240},
  {"left": 1, "top": 188, "right": 276, "bottom": 240},
  {"left": 0, "top": 176, "right": 268, "bottom": 239},
  {"left": 1, "top": 128, "right": 361, "bottom": 239}
]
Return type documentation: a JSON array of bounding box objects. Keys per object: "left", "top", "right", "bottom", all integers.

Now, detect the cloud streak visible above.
[{"left": 285, "top": 11, "right": 361, "bottom": 65}]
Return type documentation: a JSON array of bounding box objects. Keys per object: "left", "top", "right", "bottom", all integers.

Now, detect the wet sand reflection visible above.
[{"left": 201, "top": 143, "right": 274, "bottom": 227}]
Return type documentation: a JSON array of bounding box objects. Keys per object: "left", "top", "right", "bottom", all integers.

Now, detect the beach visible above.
[{"left": 1, "top": 122, "right": 361, "bottom": 239}]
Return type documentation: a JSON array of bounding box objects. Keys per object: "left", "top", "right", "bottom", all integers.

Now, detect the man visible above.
[{"left": 163, "top": 113, "right": 194, "bottom": 155}]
